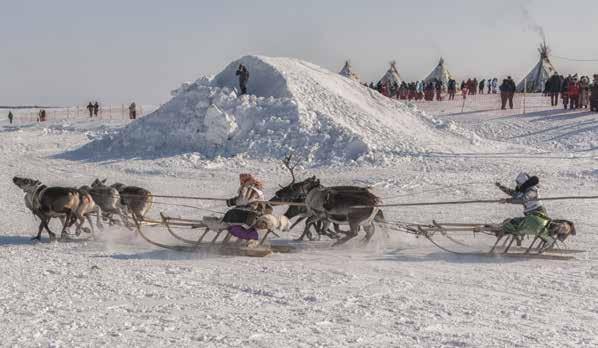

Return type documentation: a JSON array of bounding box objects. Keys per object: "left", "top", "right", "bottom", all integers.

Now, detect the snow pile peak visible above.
[{"left": 74, "top": 55, "right": 475, "bottom": 164}]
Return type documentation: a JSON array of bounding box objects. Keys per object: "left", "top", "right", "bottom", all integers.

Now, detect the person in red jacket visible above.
[{"left": 568, "top": 75, "right": 580, "bottom": 110}]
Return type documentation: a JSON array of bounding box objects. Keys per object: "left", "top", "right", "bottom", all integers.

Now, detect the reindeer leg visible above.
[
  {"left": 120, "top": 207, "right": 133, "bottom": 230},
  {"left": 74, "top": 213, "right": 84, "bottom": 236},
  {"left": 76, "top": 212, "right": 91, "bottom": 236},
  {"left": 58, "top": 216, "right": 70, "bottom": 235},
  {"left": 33, "top": 220, "right": 44, "bottom": 241},
  {"left": 85, "top": 214, "right": 95, "bottom": 236},
  {"left": 305, "top": 221, "right": 322, "bottom": 241},
  {"left": 311, "top": 221, "right": 323, "bottom": 241},
  {"left": 332, "top": 223, "right": 359, "bottom": 246},
  {"left": 43, "top": 218, "right": 56, "bottom": 241},
  {"left": 296, "top": 216, "right": 314, "bottom": 241},
  {"left": 296, "top": 225, "right": 308, "bottom": 241},
  {"left": 60, "top": 211, "right": 73, "bottom": 240},
  {"left": 362, "top": 223, "right": 376, "bottom": 244},
  {"left": 95, "top": 209, "right": 104, "bottom": 230}
]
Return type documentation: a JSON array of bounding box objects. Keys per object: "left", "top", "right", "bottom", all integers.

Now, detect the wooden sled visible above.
[
  {"left": 415, "top": 219, "right": 583, "bottom": 261},
  {"left": 132, "top": 213, "right": 295, "bottom": 257}
]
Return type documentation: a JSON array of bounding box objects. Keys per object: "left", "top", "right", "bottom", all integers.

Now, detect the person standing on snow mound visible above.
[
  {"left": 495, "top": 173, "right": 553, "bottom": 244},
  {"left": 235, "top": 64, "right": 250, "bottom": 95},
  {"left": 86, "top": 102, "right": 94, "bottom": 117},
  {"left": 128, "top": 102, "right": 137, "bottom": 119},
  {"left": 223, "top": 174, "right": 272, "bottom": 243},
  {"left": 93, "top": 101, "right": 99, "bottom": 117}
]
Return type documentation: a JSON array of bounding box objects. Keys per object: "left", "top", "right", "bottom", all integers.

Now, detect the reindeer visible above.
[
  {"left": 12, "top": 176, "right": 82, "bottom": 241},
  {"left": 271, "top": 155, "right": 337, "bottom": 241},
  {"left": 109, "top": 181, "right": 153, "bottom": 224},
  {"left": 271, "top": 155, "right": 385, "bottom": 245},
  {"left": 74, "top": 186, "right": 103, "bottom": 236},
  {"left": 89, "top": 179, "right": 127, "bottom": 225}
]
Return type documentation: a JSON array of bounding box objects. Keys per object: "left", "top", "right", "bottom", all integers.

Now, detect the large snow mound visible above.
[{"left": 72, "top": 55, "right": 482, "bottom": 164}]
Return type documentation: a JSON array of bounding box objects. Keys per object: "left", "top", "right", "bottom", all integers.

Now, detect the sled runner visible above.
[
  {"left": 414, "top": 219, "right": 582, "bottom": 260},
  {"left": 132, "top": 212, "right": 294, "bottom": 257}
]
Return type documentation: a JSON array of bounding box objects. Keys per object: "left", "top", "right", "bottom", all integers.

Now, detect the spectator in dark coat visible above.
[
  {"left": 499, "top": 76, "right": 516, "bottom": 110},
  {"left": 590, "top": 74, "right": 598, "bottom": 112},
  {"left": 87, "top": 102, "right": 94, "bottom": 117},
  {"left": 434, "top": 79, "right": 443, "bottom": 101},
  {"left": 8, "top": 111, "right": 14, "bottom": 124},
  {"left": 38, "top": 109, "right": 47, "bottom": 122},
  {"left": 447, "top": 79, "right": 457, "bottom": 100},
  {"left": 546, "top": 73, "right": 562, "bottom": 106},
  {"left": 235, "top": 64, "right": 250, "bottom": 95},
  {"left": 129, "top": 102, "right": 137, "bottom": 119},
  {"left": 93, "top": 101, "right": 99, "bottom": 117}
]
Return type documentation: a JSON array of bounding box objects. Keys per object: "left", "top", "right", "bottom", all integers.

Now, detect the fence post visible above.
[{"left": 523, "top": 78, "right": 527, "bottom": 115}]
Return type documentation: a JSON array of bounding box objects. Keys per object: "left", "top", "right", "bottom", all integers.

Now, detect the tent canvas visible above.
[
  {"left": 339, "top": 60, "right": 360, "bottom": 82},
  {"left": 378, "top": 61, "right": 402, "bottom": 86},
  {"left": 424, "top": 57, "right": 453, "bottom": 91},
  {"left": 517, "top": 43, "right": 558, "bottom": 93}
]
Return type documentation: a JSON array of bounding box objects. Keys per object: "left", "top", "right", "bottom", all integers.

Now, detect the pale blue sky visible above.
[{"left": 1, "top": 0, "right": 598, "bottom": 105}]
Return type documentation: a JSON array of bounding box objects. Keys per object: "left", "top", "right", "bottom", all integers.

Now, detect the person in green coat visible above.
[{"left": 495, "top": 173, "right": 552, "bottom": 244}]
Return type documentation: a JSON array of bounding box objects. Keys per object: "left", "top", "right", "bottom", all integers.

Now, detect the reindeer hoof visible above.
[
  {"left": 83, "top": 227, "right": 91, "bottom": 234},
  {"left": 31, "top": 236, "right": 40, "bottom": 241}
]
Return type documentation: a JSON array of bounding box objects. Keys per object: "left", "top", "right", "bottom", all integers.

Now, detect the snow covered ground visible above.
[{"left": 2, "top": 69, "right": 598, "bottom": 346}]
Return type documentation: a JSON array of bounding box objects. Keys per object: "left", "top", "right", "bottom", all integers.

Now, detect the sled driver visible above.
[
  {"left": 495, "top": 173, "right": 552, "bottom": 244},
  {"left": 222, "top": 174, "right": 271, "bottom": 242}
]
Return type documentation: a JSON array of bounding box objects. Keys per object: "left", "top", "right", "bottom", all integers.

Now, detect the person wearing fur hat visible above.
[
  {"left": 495, "top": 173, "right": 552, "bottom": 244},
  {"left": 222, "top": 174, "right": 272, "bottom": 242}
]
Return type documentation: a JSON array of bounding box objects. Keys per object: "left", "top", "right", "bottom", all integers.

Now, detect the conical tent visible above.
[
  {"left": 378, "top": 61, "right": 402, "bottom": 86},
  {"left": 339, "top": 60, "right": 360, "bottom": 81},
  {"left": 517, "top": 42, "right": 558, "bottom": 93},
  {"left": 424, "top": 57, "right": 453, "bottom": 91}
]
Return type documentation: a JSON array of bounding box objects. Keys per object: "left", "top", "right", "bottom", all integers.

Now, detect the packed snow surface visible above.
[
  {"left": 72, "top": 56, "right": 500, "bottom": 164},
  {"left": 3, "top": 91, "right": 598, "bottom": 346}
]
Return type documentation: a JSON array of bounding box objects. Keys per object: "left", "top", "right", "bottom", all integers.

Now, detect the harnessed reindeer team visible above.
[{"left": 10, "top": 155, "right": 583, "bottom": 260}]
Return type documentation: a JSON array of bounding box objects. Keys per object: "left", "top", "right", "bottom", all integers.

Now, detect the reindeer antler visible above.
[{"left": 282, "top": 153, "right": 300, "bottom": 183}]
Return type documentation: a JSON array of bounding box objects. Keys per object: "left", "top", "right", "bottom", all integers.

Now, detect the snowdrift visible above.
[{"left": 68, "top": 55, "right": 478, "bottom": 164}]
